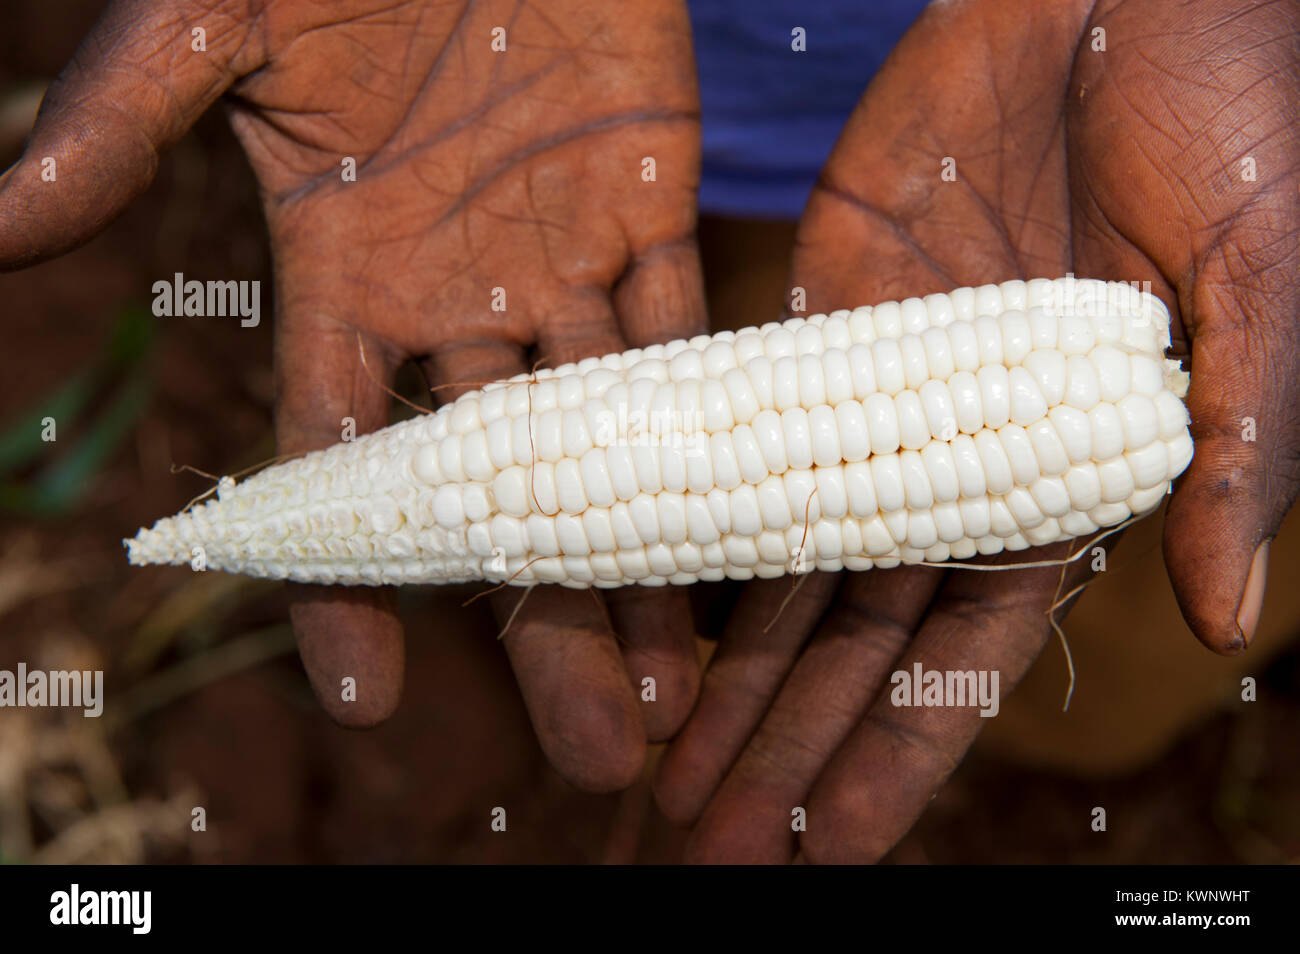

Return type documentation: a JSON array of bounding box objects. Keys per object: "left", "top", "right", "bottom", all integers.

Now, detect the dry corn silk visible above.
[{"left": 127, "top": 277, "right": 1193, "bottom": 589}]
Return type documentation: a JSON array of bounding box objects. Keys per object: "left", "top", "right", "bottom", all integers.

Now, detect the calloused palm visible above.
[
  {"left": 0, "top": 0, "right": 709, "bottom": 791},
  {"left": 657, "top": 0, "right": 1299, "bottom": 861}
]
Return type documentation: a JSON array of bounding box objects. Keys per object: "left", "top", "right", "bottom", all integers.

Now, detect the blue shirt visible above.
[{"left": 688, "top": 0, "right": 929, "bottom": 220}]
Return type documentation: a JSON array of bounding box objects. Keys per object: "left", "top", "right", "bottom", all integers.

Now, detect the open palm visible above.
[
  {"left": 658, "top": 0, "right": 1298, "bottom": 862},
  {"left": 0, "top": 0, "right": 709, "bottom": 791}
]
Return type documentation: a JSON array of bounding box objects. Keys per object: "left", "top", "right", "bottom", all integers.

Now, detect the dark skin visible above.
[
  {"left": 3, "top": 0, "right": 1295, "bottom": 862},
  {"left": 656, "top": 0, "right": 1299, "bottom": 862},
  {"left": 0, "top": 0, "right": 709, "bottom": 792}
]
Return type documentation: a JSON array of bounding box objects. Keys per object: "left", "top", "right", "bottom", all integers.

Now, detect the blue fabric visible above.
[{"left": 688, "top": 0, "right": 929, "bottom": 220}]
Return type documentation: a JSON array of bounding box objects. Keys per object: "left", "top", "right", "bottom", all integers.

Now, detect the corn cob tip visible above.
[{"left": 124, "top": 521, "right": 185, "bottom": 568}]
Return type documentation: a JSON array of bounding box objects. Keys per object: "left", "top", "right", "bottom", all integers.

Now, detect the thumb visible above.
[
  {"left": 1163, "top": 232, "right": 1300, "bottom": 654},
  {"left": 0, "top": 0, "right": 258, "bottom": 267}
]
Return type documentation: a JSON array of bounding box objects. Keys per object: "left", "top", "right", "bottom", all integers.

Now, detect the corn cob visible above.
[{"left": 126, "top": 277, "right": 1193, "bottom": 588}]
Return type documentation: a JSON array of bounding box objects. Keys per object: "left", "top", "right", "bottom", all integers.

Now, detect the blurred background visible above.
[{"left": 1, "top": 0, "right": 1297, "bottom": 864}]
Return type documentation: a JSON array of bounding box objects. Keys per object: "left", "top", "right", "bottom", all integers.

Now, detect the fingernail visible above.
[{"left": 1235, "top": 539, "right": 1271, "bottom": 648}]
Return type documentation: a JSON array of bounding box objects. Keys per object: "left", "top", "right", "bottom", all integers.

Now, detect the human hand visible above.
[
  {"left": 0, "top": 0, "right": 708, "bottom": 790},
  {"left": 656, "top": 0, "right": 1298, "bottom": 861}
]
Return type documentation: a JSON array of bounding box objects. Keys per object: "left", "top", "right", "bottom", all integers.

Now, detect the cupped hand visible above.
[
  {"left": 656, "top": 0, "right": 1298, "bottom": 861},
  {"left": 0, "top": 0, "right": 708, "bottom": 790}
]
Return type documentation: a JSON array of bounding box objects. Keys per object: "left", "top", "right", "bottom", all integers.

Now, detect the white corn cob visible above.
[{"left": 126, "top": 277, "right": 1193, "bottom": 589}]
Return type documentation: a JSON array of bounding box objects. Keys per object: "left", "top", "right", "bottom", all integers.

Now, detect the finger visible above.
[
  {"left": 1066, "top": 0, "right": 1300, "bottom": 654},
  {"left": 426, "top": 289, "right": 650, "bottom": 791},
  {"left": 0, "top": 0, "right": 256, "bottom": 267},
  {"left": 1163, "top": 260, "right": 1299, "bottom": 653},
  {"left": 800, "top": 557, "right": 1073, "bottom": 863},
  {"left": 604, "top": 586, "right": 700, "bottom": 742},
  {"left": 652, "top": 572, "right": 841, "bottom": 825},
  {"left": 684, "top": 566, "right": 944, "bottom": 864},
  {"left": 534, "top": 285, "right": 707, "bottom": 742},
  {"left": 1069, "top": 172, "right": 1299, "bottom": 655},
  {"left": 605, "top": 242, "right": 710, "bottom": 738},
  {"left": 276, "top": 309, "right": 406, "bottom": 727},
  {"left": 613, "top": 238, "right": 709, "bottom": 347},
  {"left": 494, "top": 584, "right": 646, "bottom": 793}
]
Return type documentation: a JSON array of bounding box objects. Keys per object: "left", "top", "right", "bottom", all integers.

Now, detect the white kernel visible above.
[
  {"left": 847, "top": 343, "right": 878, "bottom": 398},
  {"left": 757, "top": 475, "right": 793, "bottom": 530},
  {"left": 950, "top": 286, "right": 976, "bottom": 322},
  {"left": 870, "top": 453, "right": 906, "bottom": 512},
  {"left": 900, "top": 335, "right": 930, "bottom": 390},
  {"left": 1005, "top": 487, "right": 1046, "bottom": 529},
  {"left": 864, "top": 392, "right": 901, "bottom": 455},
  {"left": 873, "top": 300, "right": 903, "bottom": 338},
  {"left": 659, "top": 442, "right": 688, "bottom": 494},
  {"left": 1027, "top": 307, "right": 1059, "bottom": 349},
  {"left": 872, "top": 338, "right": 907, "bottom": 395},
  {"left": 1029, "top": 476, "right": 1070, "bottom": 517},
  {"left": 721, "top": 366, "right": 760, "bottom": 425},
  {"left": 974, "top": 430, "right": 1014, "bottom": 494},
  {"left": 533, "top": 407, "right": 564, "bottom": 462},
  {"left": 949, "top": 320, "right": 980, "bottom": 372},
  {"left": 1167, "top": 432, "right": 1194, "bottom": 477},
  {"left": 900, "top": 450, "right": 934, "bottom": 510},
  {"left": 657, "top": 492, "right": 688, "bottom": 544},
  {"left": 1097, "top": 457, "right": 1135, "bottom": 503},
  {"left": 1129, "top": 354, "right": 1164, "bottom": 395},
  {"left": 1126, "top": 442, "right": 1169, "bottom": 490},
  {"left": 529, "top": 461, "right": 559, "bottom": 514},
  {"left": 977, "top": 364, "right": 1011, "bottom": 429},
  {"left": 1008, "top": 366, "right": 1049, "bottom": 426},
  {"left": 924, "top": 292, "right": 956, "bottom": 328},
  {"left": 808, "top": 405, "right": 841, "bottom": 467},
  {"left": 794, "top": 323, "right": 824, "bottom": 356},
  {"left": 1026, "top": 419, "right": 1069, "bottom": 476},
  {"left": 782, "top": 407, "right": 814, "bottom": 470},
  {"left": 1064, "top": 462, "right": 1102, "bottom": 511},
  {"left": 493, "top": 466, "right": 531, "bottom": 518},
  {"left": 844, "top": 461, "right": 879, "bottom": 518},
  {"left": 628, "top": 494, "right": 661, "bottom": 544},
  {"left": 973, "top": 315, "right": 1004, "bottom": 366},
  {"left": 729, "top": 484, "right": 762, "bottom": 537},
  {"left": 412, "top": 444, "right": 442, "bottom": 486},
  {"left": 580, "top": 448, "right": 617, "bottom": 507},
  {"left": 1117, "top": 393, "right": 1159, "bottom": 450},
  {"left": 815, "top": 467, "right": 849, "bottom": 519},
  {"left": 1128, "top": 483, "right": 1169, "bottom": 515},
  {"left": 1153, "top": 390, "right": 1190, "bottom": 441},
  {"left": 556, "top": 458, "right": 588, "bottom": 514},
  {"left": 432, "top": 486, "right": 464, "bottom": 529},
  {"left": 847, "top": 306, "right": 876, "bottom": 343},
  {"left": 900, "top": 296, "right": 930, "bottom": 334},
  {"left": 773, "top": 355, "right": 800, "bottom": 411},
  {"left": 631, "top": 442, "right": 663, "bottom": 494},
  {"left": 921, "top": 327, "right": 956, "bottom": 381},
  {"left": 731, "top": 424, "right": 768, "bottom": 484},
  {"left": 907, "top": 511, "right": 939, "bottom": 549},
  {"left": 1064, "top": 354, "right": 1101, "bottom": 410},
  {"left": 919, "top": 379, "right": 957, "bottom": 442},
  {"left": 1048, "top": 405, "right": 1092, "bottom": 463},
  {"left": 684, "top": 436, "right": 715, "bottom": 495},
  {"left": 974, "top": 283, "right": 1004, "bottom": 316},
  {"left": 895, "top": 389, "right": 930, "bottom": 451},
  {"left": 1058, "top": 315, "right": 1097, "bottom": 356},
  {"left": 462, "top": 430, "right": 494, "bottom": 482},
  {"left": 959, "top": 496, "right": 992, "bottom": 538},
  {"left": 1024, "top": 350, "right": 1068, "bottom": 407},
  {"left": 920, "top": 441, "right": 960, "bottom": 502},
  {"left": 997, "top": 424, "right": 1040, "bottom": 486}
]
